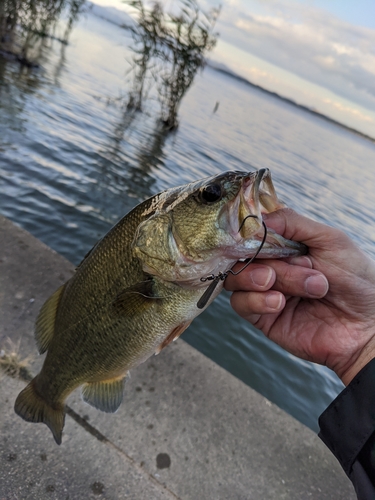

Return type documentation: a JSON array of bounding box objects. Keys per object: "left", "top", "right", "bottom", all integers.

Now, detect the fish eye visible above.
[{"left": 199, "top": 183, "right": 223, "bottom": 204}]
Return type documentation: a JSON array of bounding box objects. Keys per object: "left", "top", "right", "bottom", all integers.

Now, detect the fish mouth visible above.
[
  {"left": 239, "top": 168, "right": 284, "bottom": 235},
  {"left": 231, "top": 169, "right": 307, "bottom": 258}
]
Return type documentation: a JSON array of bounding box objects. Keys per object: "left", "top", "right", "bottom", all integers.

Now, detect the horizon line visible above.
[{"left": 208, "top": 63, "right": 375, "bottom": 145}]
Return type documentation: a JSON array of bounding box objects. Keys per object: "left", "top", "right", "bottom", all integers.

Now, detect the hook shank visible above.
[{"left": 197, "top": 220, "right": 268, "bottom": 309}]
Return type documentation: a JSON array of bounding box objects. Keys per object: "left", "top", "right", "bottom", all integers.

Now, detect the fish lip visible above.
[
  {"left": 249, "top": 227, "right": 308, "bottom": 256},
  {"left": 228, "top": 169, "right": 276, "bottom": 241},
  {"left": 227, "top": 169, "right": 306, "bottom": 256},
  {"left": 242, "top": 168, "right": 270, "bottom": 219}
]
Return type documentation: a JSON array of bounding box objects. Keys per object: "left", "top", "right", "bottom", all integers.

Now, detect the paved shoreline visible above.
[{"left": 0, "top": 215, "right": 355, "bottom": 499}]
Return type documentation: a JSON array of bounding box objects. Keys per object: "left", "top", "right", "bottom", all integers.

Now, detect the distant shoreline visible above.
[
  {"left": 87, "top": 3, "right": 374, "bottom": 144},
  {"left": 209, "top": 64, "right": 375, "bottom": 144}
]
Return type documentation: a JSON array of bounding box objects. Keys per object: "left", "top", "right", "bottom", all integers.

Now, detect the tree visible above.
[
  {"left": 0, "top": 0, "right": 86, "bottom": 66},
  {"left": 126, "top": 0, "right": 220, "bottom": 129}
]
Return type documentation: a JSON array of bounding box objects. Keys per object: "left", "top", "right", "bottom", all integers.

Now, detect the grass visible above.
[{"left": 0, "top": 339, "right": 33, "bottom": 381}]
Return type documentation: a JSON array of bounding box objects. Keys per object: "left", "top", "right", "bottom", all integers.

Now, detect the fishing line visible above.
[{"left": 197, "top": 216, "right": 268, "bottom": 309}]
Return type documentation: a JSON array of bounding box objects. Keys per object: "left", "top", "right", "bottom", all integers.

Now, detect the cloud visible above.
[
  {"left": 213, "top": 0, "right": 375, "bottom": 110},
  {"left": 323, "top": 98, "right": 374, "bottom": 123}
]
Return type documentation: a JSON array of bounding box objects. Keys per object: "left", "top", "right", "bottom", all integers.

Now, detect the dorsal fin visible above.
[{"left": 35, "top": 284, "right": 65, "bottom": 354}]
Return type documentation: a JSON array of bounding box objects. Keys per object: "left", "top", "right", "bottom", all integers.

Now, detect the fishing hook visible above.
[{"left": 197, "top": 216, "right": 268, "bottom": 309}]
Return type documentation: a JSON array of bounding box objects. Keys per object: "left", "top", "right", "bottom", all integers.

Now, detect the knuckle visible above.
[{"left": 278, "top": 207, "right": 296, "bottom": 217}]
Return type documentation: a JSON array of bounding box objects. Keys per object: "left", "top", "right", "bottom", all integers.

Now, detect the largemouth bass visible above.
[{"left": 15, "top": 169, "right": 306, "bottom": 444}]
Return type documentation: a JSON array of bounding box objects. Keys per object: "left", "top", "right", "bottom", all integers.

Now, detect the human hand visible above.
[{"left": 225, "top": 208, "right": 375, "bottom": 386}]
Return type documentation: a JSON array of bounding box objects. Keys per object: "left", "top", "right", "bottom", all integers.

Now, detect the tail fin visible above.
[{"left": 14, "top": 378, "right": 65, "bottom": 445}]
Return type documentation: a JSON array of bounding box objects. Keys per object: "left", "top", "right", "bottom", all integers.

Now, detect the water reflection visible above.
[
  {"left": 0, "top": 0, "right": 86, "bottom": 122},
  {"left": 135, "top": 122, "right": 169, "bottom": 186},
  {"left": 1, "top": 4, "right": 375, "bottom": 432},
  {"left": 51, "top": 31, "right": 69, "bottom": 85},
  {"left": 0, "top": 0, "right": 87, "bottom": 148},
  {"left": 96, "top": 108, "right": 172, "bottom": 207},
  {"left": 0, "top": 47, "right": 57, "bottom": 143}
]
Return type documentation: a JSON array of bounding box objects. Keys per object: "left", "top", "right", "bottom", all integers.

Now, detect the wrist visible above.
[{"left": 338, "top": 338, "right": 375, "bottom": 386}]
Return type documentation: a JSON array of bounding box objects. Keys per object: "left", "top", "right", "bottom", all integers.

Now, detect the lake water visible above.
[{"left": 1, "top": 4, "right": 375, "bottom": 432}]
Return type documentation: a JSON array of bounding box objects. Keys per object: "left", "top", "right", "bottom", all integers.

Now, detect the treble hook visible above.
[{"left": 197, "top": 217, "right": 268, "bottom": 309}]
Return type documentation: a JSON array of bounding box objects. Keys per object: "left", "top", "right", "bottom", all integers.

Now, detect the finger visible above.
[
  {"left": 283, "top": 256, "right": 313, "bottom": 269},
  {"left": 262, "top": 259, "right": 329, "bottom": 298},
  {"left": 225, "top": 264, "right": 276, "bottom": 292},
  {"left": 264, "top": 209, "right": 375, "bottom": 284},
  {"left": 263, "top": 208, "right": 345, "bottom": 249},
  {"left": 230, "top": 290, "right": 285, "bottom": 322}
]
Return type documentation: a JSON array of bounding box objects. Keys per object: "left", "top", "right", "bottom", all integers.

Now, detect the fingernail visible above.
[
  {"left": 266, "top": 292, "right": 282, "bottom": 310},
  {"left": 305, "top": 275, "right": 329, "bottom": 297},
  {"left": 250, "top": 268, "right": 273, "bottom": 287},
  {"left": 289, "top": 256, "right": 313, "bottom": 269}
]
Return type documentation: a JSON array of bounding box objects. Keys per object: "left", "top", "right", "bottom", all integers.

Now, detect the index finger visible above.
[
  {"left": 225, "top": 256, "right": 312, "bottom": 292},
  {"left": 225, "top": 263, "right": 276, "bottom": 292}
]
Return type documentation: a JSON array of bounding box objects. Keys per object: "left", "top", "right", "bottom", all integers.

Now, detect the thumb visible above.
[
  {"left": 265, "top": 209, "right": 375, "bottom": 284},
  {"left": 263, "top": 208, "right": 341, "bottom": 250}
]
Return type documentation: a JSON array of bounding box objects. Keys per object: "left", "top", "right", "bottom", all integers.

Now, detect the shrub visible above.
[{"left": 126, "top": 0, "right": 220, "bottom": 129}]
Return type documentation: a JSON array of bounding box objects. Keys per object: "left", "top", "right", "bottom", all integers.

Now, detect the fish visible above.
[{"left": 14, "top": 169, "right": 307, "bottom": 444}]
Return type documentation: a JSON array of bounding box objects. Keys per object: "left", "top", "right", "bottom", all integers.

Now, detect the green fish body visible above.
[{"left": 15, "top": 169, "right": 306, "bottom": 444}]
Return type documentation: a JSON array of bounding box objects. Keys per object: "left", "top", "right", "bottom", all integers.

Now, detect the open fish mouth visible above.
[
  {"left": 235, "top": 168, "right": 308, "bottom": 257},
  {"left": 240, "top": 168, "right": 284, "bottom": 232},
  {"left": 197, "top": 169, "right": 307, "bottom": 309}
]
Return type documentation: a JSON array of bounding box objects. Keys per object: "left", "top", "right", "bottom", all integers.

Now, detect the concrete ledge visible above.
[{"left": 0, "top": 215, "right": 355, "bottom": 499}]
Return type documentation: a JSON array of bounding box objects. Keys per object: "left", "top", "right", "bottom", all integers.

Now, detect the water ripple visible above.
[{"left": 1, "top": 10, "right": 375, "bottom": 431}]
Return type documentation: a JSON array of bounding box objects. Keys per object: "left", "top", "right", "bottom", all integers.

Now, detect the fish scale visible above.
[{"left": 15, "top": 169, "right": 307, "bottom": 444}]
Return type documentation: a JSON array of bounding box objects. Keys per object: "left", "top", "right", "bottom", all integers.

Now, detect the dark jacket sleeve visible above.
[{"left": 318, "top": 357, "right": 375, "bottom": 500}]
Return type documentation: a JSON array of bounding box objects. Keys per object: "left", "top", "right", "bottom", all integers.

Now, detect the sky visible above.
[{"left": 91, "top": 0, "right": 375, "bottom": 137}]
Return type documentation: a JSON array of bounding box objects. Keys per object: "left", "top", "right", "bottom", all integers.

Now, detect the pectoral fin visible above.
[
  {"left": 35, "top": 284, "right": 65, "bottom": 354},
  {"left": 112, "top": 278, "right": 163, "bottom": 316},
  {"left": 155, "top": 321, "right": 192, "bottom": 355},
  {"left": 82, "top": 376, "right": 127, "bottom": 413}
]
